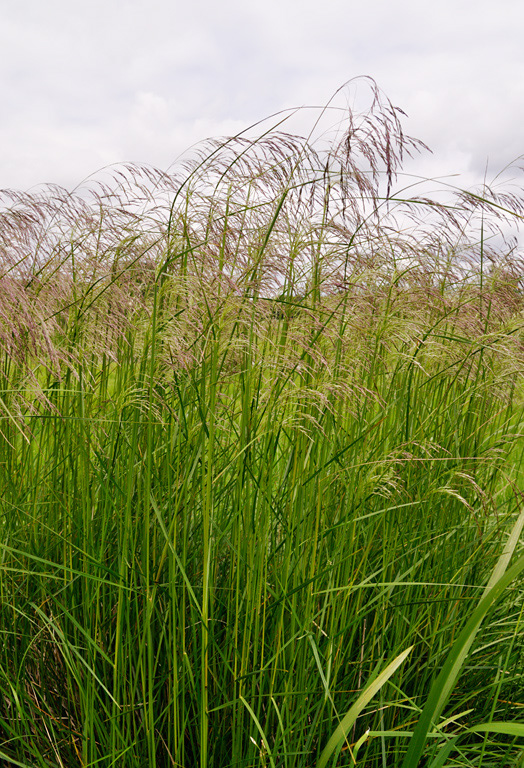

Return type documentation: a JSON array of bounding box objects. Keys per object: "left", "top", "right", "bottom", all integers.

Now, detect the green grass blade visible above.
[
  {"left": 316, "top": 646, "right": 413, "bottom": 768},
  {"left": 470, "top": 722, "right": 524, "bottom": 737},
  {"left": 239, "top": 696, "right": 277, "bottom": 768},
  {"left": 428, "top": 723, "right": 524, "bottom": 768},
  {"left": 401, "top": 547, "right": 524, "bottom": 768}
]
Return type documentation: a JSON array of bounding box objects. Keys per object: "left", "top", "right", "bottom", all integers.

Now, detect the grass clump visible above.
[{"left": 0, "top": 78, "right": 523, "bottom": 767}]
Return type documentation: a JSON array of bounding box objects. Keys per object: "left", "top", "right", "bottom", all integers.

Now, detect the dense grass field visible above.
[{"left": 0, "top": 82, "right": 523, "bottom": 767}]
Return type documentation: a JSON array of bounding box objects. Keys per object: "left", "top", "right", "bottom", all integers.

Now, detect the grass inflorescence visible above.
[{"left": 0, "top": 79, "right": 524, "bottom": 767}]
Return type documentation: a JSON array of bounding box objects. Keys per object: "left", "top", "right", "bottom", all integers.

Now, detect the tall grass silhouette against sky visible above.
[{"left": 1, "top": 78, "right": 523, "bottom": 766}]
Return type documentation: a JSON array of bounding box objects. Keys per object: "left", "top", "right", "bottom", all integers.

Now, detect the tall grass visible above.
[{"left": 0, "top": 79, "right": 523, "bottom": 767}]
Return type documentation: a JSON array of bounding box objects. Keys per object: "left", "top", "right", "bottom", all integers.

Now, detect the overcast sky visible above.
[{"left": 1, "top": 0, "right": 523, "bottom": 196}]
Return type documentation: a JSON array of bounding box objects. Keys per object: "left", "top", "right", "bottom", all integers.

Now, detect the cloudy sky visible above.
[{"left": 1, "top": 0, "right": 523, "bottom": 195}]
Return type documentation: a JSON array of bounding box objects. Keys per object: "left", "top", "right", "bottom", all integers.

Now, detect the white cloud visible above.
[{"left": 0, "top": 0, "right": 523, "bottom": 194}]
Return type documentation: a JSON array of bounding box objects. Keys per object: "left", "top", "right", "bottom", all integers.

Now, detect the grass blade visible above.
[
  {"left": 401, "top": 505, "right": 524, "bottom": 768},
  {"left": 316, "top": 646, "right": 413, "bottom": 768}
]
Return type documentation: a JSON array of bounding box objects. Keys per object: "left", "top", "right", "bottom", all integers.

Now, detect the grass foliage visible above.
[{"left": 0, "top": 80, "right": 524, "bottom": 766}]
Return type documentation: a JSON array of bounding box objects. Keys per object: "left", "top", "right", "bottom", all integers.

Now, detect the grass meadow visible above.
[{"left": 0, "top": 81, "right": 523, "bottom": 767}]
